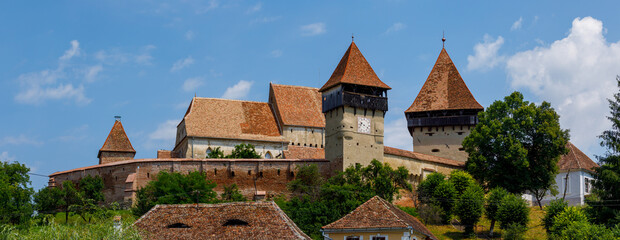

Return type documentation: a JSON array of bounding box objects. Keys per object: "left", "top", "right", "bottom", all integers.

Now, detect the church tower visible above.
[
  {"left": 98, "top": 117, "right": 136, "bottom": 164},
  {"left": 320, "top": 41, "right": 391, "bottom": 169},
  {"left": 405, "top": 46, "right": 483, "bottom": 162}
]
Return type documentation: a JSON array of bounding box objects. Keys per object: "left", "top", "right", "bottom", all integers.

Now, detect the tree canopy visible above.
[
  {"left": 463, "top": 91, "right": 568, "bottom": 206},
  {"left": 0, "top": 161, "right": 33, "bottom": 224}
]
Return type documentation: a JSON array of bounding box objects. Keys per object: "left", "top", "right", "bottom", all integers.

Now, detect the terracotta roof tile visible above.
[
  {"left": 134, "top": 202, "right": 311, "bottom": 240},
  {"left": 406, "top": 48, "right": 483, "bottom": 113},
  {"left": 384, "top": 146, "right": 465, "bottom": 167},
  {"left": 283, "top": 146, "right": 325, "bottom": 159},
  {"left": 322, "top": 196, "right": 437, "bottom": 240},
  {"left": 559, "top": 142, "right": 599, "bottom": 172},
  {"left": 319, "top": 42, "right": 391, "bottom": 92},
  {"left": 98, "top": 120, "right": 135, "bottom": 157},
  {"left": 183, "top": 98, "right": 285, "bottom": 143},
  {"left": 270, "top": 84, "right": 325, "bottom": 128}
]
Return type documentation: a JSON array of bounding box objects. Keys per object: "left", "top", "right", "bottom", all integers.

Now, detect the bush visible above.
[
  {"left": 543, "top": 198, "right": 568, "bottom": 233},
  {"left": 455, "top": 184, "right": 484, "bottom": 237},
  {"left": 554, "top": 221, "right": 620, "bottom": 240},
  {"left": 417, "top": 172, "right": 445, "bottom": 204},
  {"left": 503, "top": 222, "right": 527, "bottom": 240},
  {"left": 220, "top": 184, "right": 247, "bottom": 202},
  {"left": 397, "top": 206, "right": 418, "bottom": 217},
  {"left": 550, "top": 207, "right": 589, "bottom": 235},
  {"left": 497, "top": 194, "right": 529, "bottom": 229},
  {"left": 417, "top": 204, "right": 443, "bottom": 225},
  {"left": 433, "top": 181, "right": 457, "bottom": 223},
  {"left": 485, "top": 187, "right": 509, "bottom": 236}
]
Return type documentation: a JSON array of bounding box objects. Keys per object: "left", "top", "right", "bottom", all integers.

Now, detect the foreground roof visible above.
[
  {"left": 319, "top": 42, "right": 391, "bottom": 92},
  {"left": 322, "top": 196, "right": 437, "bottom": 240},
  {"left": 559, "top": 142, "right": 599, "bottom": 172},
  {"left": 406, "top": 48, "right": 483, "bottom": 113},
  {"left": 384, "top": 146, "right": 465, "bottom": 167},
  {"left": 134, "top": 202, "right": 310, "bottom": 240},
  {"left": 283, "top": 145, "right": 325, "bottom": 159},
  {"left": 270, "top": 84, "right": 325, "bottom": 128},
  {"left": 98, "top": 120, "right": 135, "bottom": 157},
  {"left": 182, "top": 97, "right": 285, "bottom": 143}
]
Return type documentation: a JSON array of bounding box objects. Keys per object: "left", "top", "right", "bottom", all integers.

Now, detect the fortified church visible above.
[{"left": 49, "top": 40, "right": 597, "bottom": 205}]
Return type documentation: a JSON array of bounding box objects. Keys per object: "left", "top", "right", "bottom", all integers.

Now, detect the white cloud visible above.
[
  {"left": 222, "top": 80, "right": 253, "bottom": 99},
  {"left": 246, "top": 2, "right": 261, "bottom": 13},
  {"left": 0, "top": 152, "right": 15, "bottom": 163},
  {"left": 383, "top": 118, "right": 413, "bottom": 151},
  {"left": 0, "top": 135, "right": 42, "bottom": 146},
  {"left": 300, "top": 22, "right": 326, "bottom": 36},
  {"left": 149, "top": 120, "right": 179, "bottom": 141},
  {"left": 250, "top": 16, "right": 280, "bottom": 24},
  {"left": 94, "top": 46, "right": 154, "bottom": 65},
  {"left": 84, "top": 64, "right": 103, "bottom": 83},
  {"left": 59, "top": 40, "right": 81, "bottom": 61},
  {"left": 171, "top": 56, "right": 195, "bottom": 72},
  {"left": 15, "top": 83, "right": 90, "bottom": 105},
  {"left": 506, "top": 16, "right": 620, "bottom": 153},
  {"left": 467, "top": 34, "right": 505, "bottom": 71},
  {"left": 185, "top": 30, "right": 194, "bottom": 40},
  {"left": 511, "top": 17, "right": 523, "bottom": 31},
  {"left": 135, "top": 45, "right": 156, "bottom": 65},
  {"left": 270, "top": 50, "right": 282, "bottom": 58},
  {"left": 182, "top": 77, "right": 204, "bottom": 92},
  {"left": 196, "top": 0, "right": 218, "bottom": 14},
  {"left": 385, "top": 22, "right": 406, "bottom": 33}
]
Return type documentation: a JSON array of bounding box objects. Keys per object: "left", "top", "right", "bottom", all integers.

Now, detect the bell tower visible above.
[
  {"left": 320, "top": 41, "right": 391, "bottom": 169},
  {"left": 405, "top": 45, "right": 483, "bottom": 162}
]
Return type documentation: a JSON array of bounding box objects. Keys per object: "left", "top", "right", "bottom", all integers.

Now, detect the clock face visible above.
[{"left": 357, "top": 117, "right": 371, "bottom": 134}]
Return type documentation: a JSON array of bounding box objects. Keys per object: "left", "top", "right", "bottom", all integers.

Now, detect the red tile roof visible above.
[
  {"left": 270, "top": 84, "right": 325, "bottom": 128},
  {"left": 384, "top": 146, "right": 465, "bottom": 167},
  {"left": 98, "top": 120, "right": 135, "bottom": 157},
  {"left": 283, "top": 146, "right": 325, "bottom": 159},
  {"left": 183, "top": 97, "right": 285, "bottom": 143},
  {"left": 559, "top": 142, "right": 599, "bottom": 172},
  {"left": 322, "top": 196, "right": 438, "bottom": 240},
  {"left": 134, "top": 202, "right": 311, "bottom": 240},
  {"left": 406, "top": 48, "right": 483, "bottom": 113},
  {"left": 319, "top": 42, "right": 391, "bottom": 92}
]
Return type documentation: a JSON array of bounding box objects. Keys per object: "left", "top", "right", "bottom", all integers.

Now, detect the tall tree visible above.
[
  {"left": 0, "top": 161, "right": 33, "bottom": 224},
  {"left": 463, "top": 91, "right": 569, "bottom": 208},
  {"left": 485, "top": 187, "right": 509, "bottom": 237},
  {"left": 59, "top": 180, "right": 81, "bottom": 224},
  {"left": 589, "top": 75, "right": 620, "bottom": 226},
  {"left": 455, "top": 184, "right": 484, "bottom": 237}
]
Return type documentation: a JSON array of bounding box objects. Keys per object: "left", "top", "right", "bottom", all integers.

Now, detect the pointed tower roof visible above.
[
  {"left": 319, "top": 42, "right": 391, "bottom": 92},
  {"left": 405, "top": 48, "right": 483, "bottom": 113},
  {"left": 98, "top": 120, "right": 136, "bottom": 158},
  {"left": 322, "top": 196, "right": 437, "bottom": 240}
]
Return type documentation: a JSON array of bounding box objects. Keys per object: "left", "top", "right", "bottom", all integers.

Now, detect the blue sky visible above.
[{"left": 1, "top": 1, "right": 619, "bottom": 190}]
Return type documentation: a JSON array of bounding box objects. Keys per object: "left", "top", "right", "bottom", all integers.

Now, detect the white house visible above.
[{"left": 525, "top": 142, "right": 599, "bottom": 206}]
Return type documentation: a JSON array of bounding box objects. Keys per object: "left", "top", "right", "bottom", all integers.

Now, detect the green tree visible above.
[
  {"left": 59, "top": 180, "right": 81, "bottom": 224},
  {"left": 220, "top": 184, "right": 247, "bottom": 202},
  {"left": 132, "top": 171, "right": 217, "bottom": 216},
  {"left": 496, "top": 193, "right": 529, "bottom": 230},
  {"left": 485, "top": 187, "right": 509, "bottom": 237},
  {"left": 433, "top": 181, "right": 457, "bottom": 223},
  {"left": 448, "top": 170, "right": 475, "bottom": 195},
  {"left": 417, "top": 172, "right": 445, "bottom": 204},
  {"left": 589, "top": 75, "right": 620, "bottom": 226},
  {"left": 226, "top": 143, "right": 262, "bottom": 159},
  {"left": 206, "top": 147, "right": 225, "bottom": 158},
  {"left": 0, "top": 161, "right": 33, "bottom": 224},
  {"left": 33, "top": 186, "right": 63, "bottom": 215},
  {"left": 543, "top": 198, "right": 568, "bottom": 234},
  {"left": 463, "top": 92, "right": 569, "bottom": 208},
  {"left": 455, "top": 184, "right": 484, "bottom": 237},
  {"left": 288, "top": 164, "right": 324, "bottom": 200},
  {"left": 73, "top": 175, "right": 105, "bottom": 223}
]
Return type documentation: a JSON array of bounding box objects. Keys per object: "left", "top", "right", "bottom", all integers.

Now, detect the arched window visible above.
[{"left": 265, "top": 152, "right": 272, "bottom": 159}]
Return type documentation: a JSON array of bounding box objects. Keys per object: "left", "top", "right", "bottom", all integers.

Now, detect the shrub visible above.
[
  {"left": 503, "top": 222, "right": 527, "bottom": 240},
  {"left": 485, "top": 187, "right": 509, "bottom": 236},
  {"left": 417, "top": 172, "right": 445, "bottom": 204},
  {"left": 550, "top": 206, "right": 589, "bottom": 235},
  {"left": 397, "top": 206, "right": 418, "bottom": 217},
  {"left": 554, "top": 221, "right": 620, "bottom": 240},
  {"left": 448, "top": 170, "right": 475, "bottom": 195},
  {"left": 220, "top": 184, "right": 247, "bottom": 202},
  {"left": 497, "top": 194, "right": 529, "bottom": 229},
  {"left": 543, "top": 198, "right": 568, "bottom": 233},
  {"left": 455, "top": 184, "right": 484, "bottom": 237},
  {"left": 417, "top": 204, "right": 443, "bottom": 225},
  {"left": 433, "top": 181, "right": 457, "bottom": 223}
]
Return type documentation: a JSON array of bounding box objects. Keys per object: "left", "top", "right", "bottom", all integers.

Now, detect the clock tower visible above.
[{"left": 320, "top": 41, "right": 391, "bottom": 169}]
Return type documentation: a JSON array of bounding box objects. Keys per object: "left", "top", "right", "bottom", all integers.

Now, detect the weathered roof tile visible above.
[
  {"left": 270, "top": 84, "right": 325, "bottom": 128},
  {"left": 98, "top": 120, "right": 135, "bottom": 157}
]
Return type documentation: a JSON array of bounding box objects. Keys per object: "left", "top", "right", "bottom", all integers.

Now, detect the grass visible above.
[{"left": 427, "top": 207, "right": 547, "bottom": 240}]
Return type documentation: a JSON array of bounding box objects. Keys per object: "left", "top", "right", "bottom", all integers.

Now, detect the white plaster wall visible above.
[
  {"left": 283, "top": 126, "right": 324, "bottom": 148},
  {"left": 526, "top": 170, "right": 594, "bottom": 206},
  {"left": 184, "top": 138, "right": 286, "bottom": 159}
]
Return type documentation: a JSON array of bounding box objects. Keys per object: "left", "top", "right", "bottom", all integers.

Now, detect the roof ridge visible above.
[
  {"left": 271, "top": 83, "right": 319, "bottom": 90},
  {"left": 193, "top": 97, "right": 267, "bottom": 104},
  {"left": 270, "top": 201, "right": 311, "bottom": 239},
  {"left": 378, "top": 197, "right": 409, "bottom": 227},
  {"left": 569, "top": 142, "right": 582, "bottom": 170}
]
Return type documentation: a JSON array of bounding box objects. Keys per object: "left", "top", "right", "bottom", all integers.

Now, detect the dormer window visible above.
[
  {"left": 223, "top": 219, "right": 248, "bottom": 226},
  {"left": 167, "top": 223, "right": 191, "bottom": 228}
]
